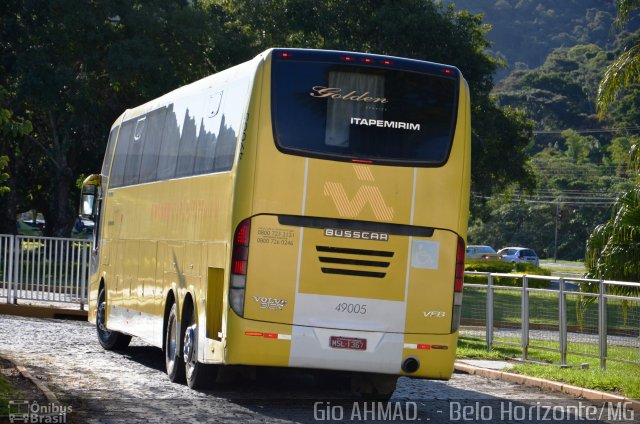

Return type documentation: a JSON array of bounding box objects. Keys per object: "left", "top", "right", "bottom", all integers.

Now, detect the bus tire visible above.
[
  {"left": 183, "top": 307, "right": 216, "bottom": 390},
  {"left": 96, "top": 287, "right": 131, "bottom": 350},
  {"left": 165, "top": 303, "right": 185, "bottom": 383}
]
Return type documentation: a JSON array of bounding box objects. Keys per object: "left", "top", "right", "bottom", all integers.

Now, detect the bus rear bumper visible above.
[{"left": 221, "top": 318, "right": 458, "bottom": 379}]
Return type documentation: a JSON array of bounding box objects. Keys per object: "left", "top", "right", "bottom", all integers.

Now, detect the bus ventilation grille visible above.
[{"left": 315, "top": 246, "right": 393, "bottom": 279}]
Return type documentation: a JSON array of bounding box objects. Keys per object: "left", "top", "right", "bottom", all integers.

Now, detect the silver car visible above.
[
  {"left": 497, "top": 247, "right": 539, "bottom": 266},
  {"left": 466, "top": 245, "right": 501, "bottom": 260}
]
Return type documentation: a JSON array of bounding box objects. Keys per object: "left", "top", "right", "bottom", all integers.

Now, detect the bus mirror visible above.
[{"left": 80, "top": 174, "right": 101, "bottom": 219}]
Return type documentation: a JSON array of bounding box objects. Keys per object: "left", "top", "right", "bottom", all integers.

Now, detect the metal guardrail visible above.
[
  {"left": 461, "top": 272, "right": 640, "bottom": 370},
  {"left": 0, "top": 234, "right": 91, "bottom": 310},
  {"left": 1, "top": 234, "right": 639, "bottom": 371}
]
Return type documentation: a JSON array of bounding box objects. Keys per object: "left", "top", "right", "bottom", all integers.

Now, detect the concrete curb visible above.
[
  {"left": 454, "top": 362, "right": 640, "bottom": 411},
  {"left": 0, "top": 304, "right": 87, "bottom": 320},
  {"left": 0, "top": 350, "right": 58, "bottom": 404}
]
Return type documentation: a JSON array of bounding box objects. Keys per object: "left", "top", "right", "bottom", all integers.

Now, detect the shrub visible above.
[
  {"left": 464, "top": 260, "right": 551, "bottom": 287},
  {"left": 464, "top": 260, "right": 513, "bottom": 273},
  {"left": 514, "top": 262, "right": 551, "bottom": 276}
]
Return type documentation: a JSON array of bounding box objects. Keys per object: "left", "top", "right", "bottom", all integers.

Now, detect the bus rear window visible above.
[{"left": 271, "top": 59, "right": 458, "bottom": 166}]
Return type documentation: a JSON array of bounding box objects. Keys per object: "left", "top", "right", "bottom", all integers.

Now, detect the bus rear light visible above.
[
  {"left": 451, "top": 236, "right": 465, "bottom": 332},
  {"left": 232, "top": 252, "right": 248, "bottom": 273},
  {"left": 277, "top": 52, "right": 293, "bottom": 58},
  {"left": 382, "top": 60, "right": 393, "bottom": 65},
  {"left": 342, "top": 56, "right": 354, "bottom": 61},
  {"left": 431, "top": 345, "right": 449, "bottom": 350},
  {"left": 244, "top": 331, "right": 288, "bottom": 340},
  {"left": 441, "top": 68, "right": 455, "bottom": 75},
  {"left": 361, "top": 58, "right": 374, "bottom": 63},
  {"left": 230, "top": 219, "right": 251, "bottom": 317},
  {"left": 235, "top": 220, "right": 250, "bottom": 246}
]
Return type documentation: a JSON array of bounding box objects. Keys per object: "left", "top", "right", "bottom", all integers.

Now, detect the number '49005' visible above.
[{"left": 335, "top": 302, "right": 367, "bottom": 314}]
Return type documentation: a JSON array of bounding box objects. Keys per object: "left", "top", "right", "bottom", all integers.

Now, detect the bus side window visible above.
[
  {"left": 110, "top": 120, "right": 135, "bottom": 188},
  {"left": 194, "top": 91, "right": 223, "bottom": 175},
  {"left": 176, "top": 94, "right": 208, "bottom": 178},
  {"left": 213, "top": 78, "right": 250, "bottom": 172},
  {"left": 139, "top": 107, "right": 168, "bottom": 183},
  {"left": 123, "top": 116, "right": 146, "bottom": 186},
  {"left": 101, "top": 126, "right": 119, "bottom": 185},
  {"left": 157, "top": 103, "right": 181, "bottom": 181}
]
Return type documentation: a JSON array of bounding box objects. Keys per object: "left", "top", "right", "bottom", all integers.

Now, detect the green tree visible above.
[
  {"left": 597, "top": 0, "right": 640, "bottom": 117},
  {"left": 222, "top": 0, "right": 536, "bottom": 196},
  {"left": 1, "top": 0, "right": 244, "bottom": 236},
  {"left": 0, "top": 87, "right": 29, "bottom": 196},
  {"left": 586, "top": 0, "right": 640, "bottom": 287},
  {"left": 469, "top": 129, "right": 626, "bottom": 261},
  {"left": 0, "top": 85, "right": 31, "bottom": 234}
]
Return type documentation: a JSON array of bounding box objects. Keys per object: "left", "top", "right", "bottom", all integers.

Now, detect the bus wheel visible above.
[
  {"left": 165, "top": 303, "right": 185, "bottom": 383},
  {"left": 183, "top": 308, "right": 216, "bottom": 389},
  {"left": 96, "top": 287, "right": 131, "bottom": 350}
]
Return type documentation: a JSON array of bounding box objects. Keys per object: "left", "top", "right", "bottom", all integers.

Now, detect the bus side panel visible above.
[{"left": 457, "top": 79, "right": 472, "bottom": 239}]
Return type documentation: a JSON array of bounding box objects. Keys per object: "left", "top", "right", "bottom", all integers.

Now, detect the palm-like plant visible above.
[
  {"left": 585, "top": 185, "right": 640, "bottom": 282},
  {"left": 588, "top": 1, "right": 640, "bottom": 322},
  {"left": 596, "top": 0, "right": 640, "bottom": 117}
]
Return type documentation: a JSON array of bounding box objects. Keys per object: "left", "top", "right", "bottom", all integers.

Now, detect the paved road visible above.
[{"left": 0, "top": 315, "right": 634, "bottom": 423}]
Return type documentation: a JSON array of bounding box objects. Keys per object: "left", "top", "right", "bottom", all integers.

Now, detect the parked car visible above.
[
  {"left": 466, "top": 245, "right": 501, "bottom": 260},
  {"left": 16, "top": 219, "right": 45, "bottom": 235},
  {"left": 497, "top": 247, "right": 540, "bottom": 266}
]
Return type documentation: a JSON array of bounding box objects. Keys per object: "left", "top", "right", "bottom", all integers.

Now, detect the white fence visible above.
[
  {"left": 461, "top": 272, "right": 640, "bottom": 370},
  {"left": 1, "top": 234, "right": 639, "bottom": 370},
  {"left": 0, "top": 234, "right": 91, "bottom": 309}
]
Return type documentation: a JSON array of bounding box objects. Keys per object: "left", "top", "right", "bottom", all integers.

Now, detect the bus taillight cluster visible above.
[{"left": 230, "top": 219, "right": 251, "bottom": 317}]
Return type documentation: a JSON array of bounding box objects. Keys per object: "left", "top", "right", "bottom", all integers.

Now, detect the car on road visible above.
[
  {"left": 497, "top": 247, "right": 540, "bottom": 266},
  {"left": 466, "top": 245, "right": 501, "bottom": 260},
  {"left": 17, "top": 219, "right": 45, "bottom": 235}
]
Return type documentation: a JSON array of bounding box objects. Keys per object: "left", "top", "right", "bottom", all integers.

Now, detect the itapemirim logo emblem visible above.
[{"left": 323, "top": 165, "right": 394, "bottom": 221}]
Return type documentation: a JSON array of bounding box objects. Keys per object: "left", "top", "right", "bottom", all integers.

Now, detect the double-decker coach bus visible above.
[{"left": 80, "top": 48, "right": 470, "bottom": 396}]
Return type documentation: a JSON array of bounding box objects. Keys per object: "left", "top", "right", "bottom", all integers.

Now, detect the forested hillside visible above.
[
  {"left": 447, "top": 0, "right": 640, "bottom": 80},
  {"left": 459, "top": 1, "right": 640, "bottom": 260}
]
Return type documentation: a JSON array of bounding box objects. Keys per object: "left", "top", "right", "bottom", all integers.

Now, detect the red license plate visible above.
[{"left": 329, "top": 336, "right": 367, "bottom": 351}]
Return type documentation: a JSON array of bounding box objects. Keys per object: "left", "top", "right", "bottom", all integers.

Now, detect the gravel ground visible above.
[{"left": 0, "top": 314, "right": 634, "bottom": 423}]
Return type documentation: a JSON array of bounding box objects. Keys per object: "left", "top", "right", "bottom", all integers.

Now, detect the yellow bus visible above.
[{"left": 81, "top": 48, "right": 470, "bottom": 396}]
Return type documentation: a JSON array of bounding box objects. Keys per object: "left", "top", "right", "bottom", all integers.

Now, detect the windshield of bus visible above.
[{"left": 271, "top": 53, "right": 459, "bottom": 166}]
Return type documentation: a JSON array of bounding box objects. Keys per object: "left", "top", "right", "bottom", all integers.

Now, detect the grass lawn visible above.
[
  {"left": 0, "top": 374, "right": 12, "bottom": 416},
  {"left": 458, "top": 336, "right": 640, "bottom": 398}
]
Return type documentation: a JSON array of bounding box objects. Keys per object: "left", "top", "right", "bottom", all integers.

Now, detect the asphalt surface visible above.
[{"left": 0, "top": 314, "right": 635, "bottom": 423}]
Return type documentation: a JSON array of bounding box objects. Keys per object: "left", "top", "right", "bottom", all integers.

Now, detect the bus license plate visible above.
[{"left": 329, "top": 336, "right": 367, "bottom": 351}]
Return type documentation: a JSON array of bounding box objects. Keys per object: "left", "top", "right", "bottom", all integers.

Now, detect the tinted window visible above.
[
  {"left": 157, "top": 103, "right": 182, "bottom": 180},
  {"left": 214, "top": 79, "right": 249, "bottom": 171},
  {"left": 110, "top": 120, "right": 135, "bottom": 188},
  {"left": 109, "top": 78, "right": 248, "bottom": 188},
  {"left": 193, "top": 91, "right": 223, "bottom": 174},
  {"left": 139, "top": 107, "right": 168, "bottom": 183},
  {"left": 176, "top": 94, "right": 208, "bottom": 177},
  {"left": 102, "top": 126, "right": 119, "bottom": 180},
  {"left": 272, "top": 60, "right": 458, "bottom": 165},
  {"left": 123, "top": 116, "right": 146, "bottom": 185}
]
